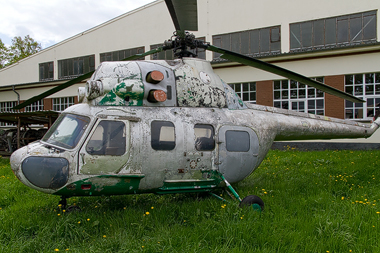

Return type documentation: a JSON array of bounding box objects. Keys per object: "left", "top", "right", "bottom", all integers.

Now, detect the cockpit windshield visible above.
[{"left": 42, "top": 113, "right": 91, "bottom": 149}]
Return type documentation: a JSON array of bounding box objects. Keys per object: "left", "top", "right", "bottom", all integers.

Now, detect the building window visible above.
[
  {"left": 39, "top": 61, "right": 54, "bottom": 81},
  {"left": 273, "top": 78, "right": 324, "bottom": 115},
  {"left": 151, "top": 121, "right": 175, "bottom": 150},
  {"left": 345, "top": 73, "right": 380, "bottom": 120},
  {"left": 0, "top": 101, "right": 17, "bottom": 126},
  {"left": 290, "top": 11, "right": 377, "bottom": 51},
  {"left": 212, "top": 26, "right": 281, "bottom": 60},
  {"left": 53, "top": 97, "right": 75, "bottom": 112},
  {"left": 0, "top": 101, "right": 17, "bottom": 113},
  {"left": 58, "top": 55, "right": 95, "bottom": 79},
  {"left": 25, "top": 100, "right": 44, "bottom": 112},
  {"left": 100, "top": 47, "right": 145, "bottom": 62},
  {"left": 194, "top": 124, "right": 215, "bottom": 151},
  {"left": 229, "top": 82, "right": 256, "bottom": 104},
  {"left": 150, "top": 37, "right": 206, "bottom": 60}
]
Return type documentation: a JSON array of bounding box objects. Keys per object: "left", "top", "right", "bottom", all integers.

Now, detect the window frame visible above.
[
  {"left": 229, "top": 82, "right": 256, "bottom": 104},
  {"left": 151, "top": 121, "right": 176, "bottom": 151},
  {"left": 212, "top": 26, "right": 281, "bottom": 60},
  {"left": 58, "top": 55, "right": 95, "bottom": 80},
  {"left": 345, "top": 72, "right": 380, "bottom": 120},
  {"left": 100, "top": 47, "right": 145, "bottom": 62},
  {"left": 273, "top": 78, "right": 325, "bottom": 115},
  {"left": 194, "top": 124, "right": 215, "bottom": 151},
  {"left": 85, "top": 120, "right": 127, "bottom": 156},
  {"left": 290, "top": 10, "right": 377, "bottom": 51},
  {"left": 52, "top": 97, "right": 75, "bottom": 112}
]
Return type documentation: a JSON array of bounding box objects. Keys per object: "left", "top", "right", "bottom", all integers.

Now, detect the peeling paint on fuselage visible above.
[{"left": 9, "top": 58, "right": 380, "bottom": 198}]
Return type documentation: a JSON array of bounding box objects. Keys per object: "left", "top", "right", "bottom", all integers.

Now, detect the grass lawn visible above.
[{"left": 1, "top": 149, "right": 380, "bottom": 252}]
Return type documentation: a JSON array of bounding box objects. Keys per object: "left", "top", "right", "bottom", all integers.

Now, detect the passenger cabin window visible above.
[
  {"left": 226, "top": 130, "right": 250, "bottom": 152},
  {"left": 151, "top": 121, "right": 175, "bottom": 150},
  {"left": 194, "top": 124, "right": 215, "bottom": 151},
  {"left": 86, "top": 121, "right": 126, "bottom": 156}
]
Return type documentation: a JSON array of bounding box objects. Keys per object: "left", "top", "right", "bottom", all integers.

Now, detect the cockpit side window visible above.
[
  {"left": 151, "top": 121, "right": 175, "bottom": 150},
  {"left": 86, "top": 120, "right": 126, "bottom": 156},
  {"left": 194, "top": 124, "right": 215, "bottom": 151}
]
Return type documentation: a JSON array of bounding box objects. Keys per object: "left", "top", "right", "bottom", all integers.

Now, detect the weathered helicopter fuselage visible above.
[{"left": 10, "top": 58, "right": 380, "bottom": 198}]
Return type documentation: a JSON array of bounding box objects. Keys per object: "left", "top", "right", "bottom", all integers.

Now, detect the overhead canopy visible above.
[{"left": 0, "top": 111, "right": 59, "bottom": 125}]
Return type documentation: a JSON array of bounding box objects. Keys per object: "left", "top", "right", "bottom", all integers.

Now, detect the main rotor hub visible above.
[{"left": 163, "top": 31, "right": 209, "bottom": 58}]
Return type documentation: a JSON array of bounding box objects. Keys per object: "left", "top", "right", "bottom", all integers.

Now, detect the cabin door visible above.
[
  {"left": 78, "top": 118, "right": 131, "bottom": 175},
  {"left": 218, "top": 126, "right": 259, "bottom": 183}
]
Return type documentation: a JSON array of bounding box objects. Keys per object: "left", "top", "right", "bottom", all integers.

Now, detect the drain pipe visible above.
[{"left": 12, "top": 85, "right": 20, "bottom": 105}]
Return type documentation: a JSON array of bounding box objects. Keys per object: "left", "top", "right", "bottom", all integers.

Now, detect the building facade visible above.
[{"left": 0, "top": 0, "right": 379, "bottom": 128}]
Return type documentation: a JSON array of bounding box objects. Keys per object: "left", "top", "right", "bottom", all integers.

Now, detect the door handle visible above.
[{"left": 80, "top": 153, "right": 86, "bottom": 165}]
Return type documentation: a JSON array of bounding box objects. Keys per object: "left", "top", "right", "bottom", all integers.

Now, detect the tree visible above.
[
  {"left": 0, "top": 39, "right": 9, "bottom": 69},
  {"left": 0, "top": 35, "right": 42, "bottom": 68}
]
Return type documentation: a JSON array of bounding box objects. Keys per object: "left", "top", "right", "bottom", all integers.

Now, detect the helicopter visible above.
[{"left": 9, "top": 0, "right": 380, "bottom": 211}]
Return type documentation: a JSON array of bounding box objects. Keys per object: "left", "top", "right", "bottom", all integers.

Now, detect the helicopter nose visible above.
[
  {"left": 10, "top": 146, "right": 28, "bottom": 179},
  {"left": 11, "top": 149, "right": 69, "bottom": 190}
]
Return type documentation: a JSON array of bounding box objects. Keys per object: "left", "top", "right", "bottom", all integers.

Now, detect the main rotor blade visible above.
[
  {"left": 164, "top": 0, "right": 198, "bottom": 32},
  {"left": 206, "top": 45, "right": 364, "bottom": 103},
  {"left": 13, "top": 47, "right": 165, "bottom": 110},
  {"left": 121, "top": 46, "right": 164, "bottom": 61},
  {"left": 13, "top": 71, "right": 94, "bottom": 110}
]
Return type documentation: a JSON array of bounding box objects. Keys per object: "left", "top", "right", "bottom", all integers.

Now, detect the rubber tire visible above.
[
  {"left": 66, "top": 205, "right": 82, "bottom": 212},
  {"left": 239, "top": 195, "right": 264, "bottom": 210}
]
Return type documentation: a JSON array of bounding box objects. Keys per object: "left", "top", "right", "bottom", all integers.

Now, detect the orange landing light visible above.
[
  {"left": 151, "top": 90, "right": 167, "bottom": 102},
  {"left": 146, "top": 71, "right": 164, "bottom": 84}
]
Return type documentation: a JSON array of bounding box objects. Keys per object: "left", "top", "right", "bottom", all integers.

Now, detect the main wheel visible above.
[{"left": 239, "top": 195, "right": 264, "bottom": 211}]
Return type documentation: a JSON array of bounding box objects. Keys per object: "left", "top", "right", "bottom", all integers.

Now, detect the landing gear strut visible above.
[
  {"left": 58, "top": 196, "right": 67, "bottom": 209},
  {"left": 214, "top": 172, "right": 264, "bottom": 211}
]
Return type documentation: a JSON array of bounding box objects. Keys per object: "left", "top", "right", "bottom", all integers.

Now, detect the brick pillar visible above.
[
  {"left": 256, "top": 80, "right": 273, "bottom": 106},
  {"left": 19, "top": 100, "right": 25, "bottom": 112},
  {"left": 324, "top": 75, "right": 345, "bottom": 119},
  {"left": 44, "top": 98, "right": 53, "bottom": 111}
]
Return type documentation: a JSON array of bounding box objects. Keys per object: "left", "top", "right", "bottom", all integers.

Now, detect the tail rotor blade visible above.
[{"left": 206, "top": 45, "right": 364, "bottom": 103}]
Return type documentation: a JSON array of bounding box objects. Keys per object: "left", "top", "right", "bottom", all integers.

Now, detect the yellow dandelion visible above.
[
  {"left": 145, "top": 212, "right": 150, "bottom": 215},
  {"left": 55, "top": 249, "right": 59, "bottom": 252},
  {"left": 377, "top": 212, "right": 380, "bottom": 214},
  {"left": 78, "top": 221, "right": 81, "bottom": 224},
  {"left": 142, "top": 246, "right": 145, "bottom": 248},
  {"left": 103, "top": 235, "right": 106, "bottom": 238},
  {"left": 57, "top": 214, "right": 61, "bottom": 216},
  {"left": 341, "top": 197, "right": 344, "bottom": 200},
  {"left": 87, "top": 219, "right": 90, "bottom": 221},
  {"left": 151, "top": 206, "right": 154, "bottom": 209}
]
